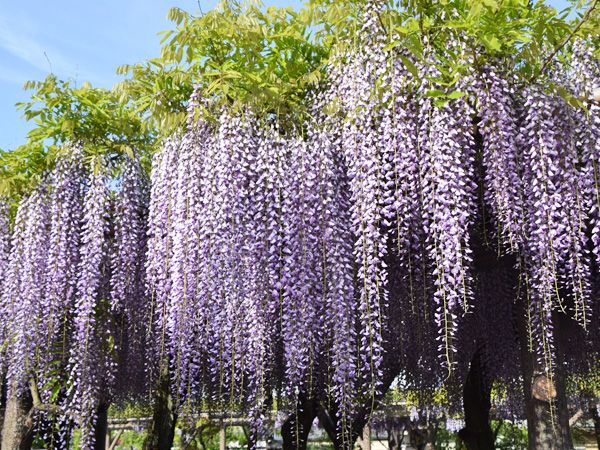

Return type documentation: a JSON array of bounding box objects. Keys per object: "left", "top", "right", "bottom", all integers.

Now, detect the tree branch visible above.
[
  {"left": 532, "top": 0, "right": 599, "bottom": 82},
  {"left": 569, "top": 408, "right": 584, "bottom": 427},
  {"left": 29, "top": 379, "right": 61, "bottom": 414}
]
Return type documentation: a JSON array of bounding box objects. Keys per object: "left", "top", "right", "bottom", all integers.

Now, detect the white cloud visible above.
[{"left": 0, "top": 15, "right": 106, "bottom": 85}]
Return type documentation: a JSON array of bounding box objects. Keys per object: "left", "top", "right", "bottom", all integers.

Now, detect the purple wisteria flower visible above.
[
  {"left": 4, "top": 185, "right": 50, "bottom": 393},
  {"left": 67, "top": 158, "right": 111, "bottom": 449},
  {"left": 111, "top": 153, "right": 149, "bottom": 399}
]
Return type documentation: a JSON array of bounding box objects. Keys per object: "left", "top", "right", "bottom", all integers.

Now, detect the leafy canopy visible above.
[{"left": 2, "top": 0, "right": 598, "bottom": 199}]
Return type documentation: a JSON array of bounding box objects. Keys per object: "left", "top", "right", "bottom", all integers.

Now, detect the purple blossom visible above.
[
  {"left": 67, "top": 159, "right": 111, "bottom": 449},
  {"left": 477, "top": 67, "right": 525, "bottom": 249},
  {"left": 111, "top": 153, "right": 149, "bottom": 399},
  {"left": 3, "top": 185, "right": 50, "bottom": 392}
]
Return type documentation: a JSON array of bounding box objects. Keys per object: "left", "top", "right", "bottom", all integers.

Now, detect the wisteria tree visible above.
[
  {"left": 0, "top": 79, "right": 154, "bottom": 449},
  {"left": 0, "top": 1, "right": 599, "bottom": 450}
]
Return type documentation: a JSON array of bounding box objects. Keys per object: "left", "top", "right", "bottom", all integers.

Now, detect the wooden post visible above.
[
  {"left": 219, "top": 421, "right": 226, "bottom": 450},
  {"left": 108, "top": 430, "right": 124, "bottom": 450}
]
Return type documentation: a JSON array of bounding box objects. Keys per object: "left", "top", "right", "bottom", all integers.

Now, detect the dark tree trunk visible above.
[
  {"left": 0, "top": 384, "right": 34, "bottom": 450},
  {"left": 386, "top": 419, "right": 407, "bottom": 450},
  {"left": 516, "top": 298, "right": 573, "bottom": 449},
  {"left": 591, "top": 405, "right": 600, "bottom": 450},
  {"left": 459, "top": 350, "right": 495, "bottom": 450},
  {"left": 317, "top": 364, "right": 399, "bottom": 450},
  {"left": 0, "top": 374, "right": 7, "bottom": 439},
  {"left": 407, "top": 421, "right": 438, "bottom": 450},
  {"left": 281, "top": 393, "right": 318, "bottom": 450},
  {"left": 245, "top": 425, "right": 257, "bottom": 450},
  {"left": 143, "top": 369, "right": 178, "bottom": 450},
  {"left": 93, "top": 402, "right": 109, "bottom": 450}
]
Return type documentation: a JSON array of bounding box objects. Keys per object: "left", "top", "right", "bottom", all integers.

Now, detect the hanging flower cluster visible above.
[
  {"left": 0, "top": 198, "right": 11, "bottom": 368},
  {"left": 67, "top": 160, "right": 112, "bottom": 448},
  {"left": 476, "top": 67, "right": 525, "bottom": 250},
  {"left": 146, "top": 107, "right": 359, "bottom": 427},
  {"left": 2, "top": 185, "right": 50, "bottom": 391},
  {"left": 0, "top": 148, "right": 149, "bottom": 449},
  {"left": 40, "top": 147, "right": 85, "bottom": 397},
  {"left": 0, "top": 199, "right": 9, "bottom": 287},
  {"left": 111, "top": 155, "right": 149, "bottom": 399}
]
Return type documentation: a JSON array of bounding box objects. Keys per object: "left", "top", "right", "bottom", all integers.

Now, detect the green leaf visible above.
[
  {"left": 399, "top": 55, "right": 420, "bottom": 78},
  {"left": 61, "top": 120, "right": 75, "bottom": 134},
  {"left": 447, "top": 90, "right": 466, "bottom": 100},
  {"left": 424, "top": 89, "right": 446, "bottom": 98},
  {"left": 481, "top": 34, "right": 502, "bottom": 52}
]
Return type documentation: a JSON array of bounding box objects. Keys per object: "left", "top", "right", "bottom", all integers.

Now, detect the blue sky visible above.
[{"left": 0, "top": 0, "right": 571, "bottom": 150}]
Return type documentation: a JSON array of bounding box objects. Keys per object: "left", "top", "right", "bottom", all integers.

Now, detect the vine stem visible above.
[{"left": 531, "top": 0, "right": 599, "bottom": 83}]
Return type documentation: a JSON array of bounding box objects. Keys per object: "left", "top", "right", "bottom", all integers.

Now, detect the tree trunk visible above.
[
  {"left": 424, "top": 422, "right": 438, "bottom": 449},
  {"left": 93, "top": 402, "right": 109, "bottom": 450},
  {"left": 0, "top": 374, "right": 7, "bottom": 439},
  {"left": 459, "top": 350, "right": 495, "bottom": 450},
  {"left": 245, "top": 424, "right": 257, "bottom": 450},
  {"left": 591, "top": 405, "right": 600, "bottom": 450},
  {"left": 0, "top": 384, "right": 34, "bottom": 450},
  {"left": 386, "top": 419, "right": 407, "bottom": 450},
  {"left": 143, "top": 369, "right": 178, "bottom": 450},
  {"left": 281, "top": 393, "right": 318, "bottom": 450},
  {"left": 358, "top": 424, "right": 371, "bottom": 450},
  {"left": 317, "top": 364, "right": 399, "bottom": 450},
  {"left": 516, "top": 298, "right": 573, "bottom": 449}
]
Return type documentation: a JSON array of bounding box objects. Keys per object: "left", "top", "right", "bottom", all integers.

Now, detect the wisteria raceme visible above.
[
  {"left": 4, "top": 185, "right": 50, "bottom": 392},
  {"left": 380, "top": 57, "right": 442, "bottom": 387},
  {"left": 223, "top": 115, "right": 272, "bottom": 427},
  {"left": 308, "top": 107, "right": 357, "bottom": 442},
  {"left": 0, "top": 197, "right": 10, "bottom": 366},
  {"left": 192, "top": 121, "right": 228, "bottom": 403},
  {"left": 0, "top": 199, "right": 26, "bottom": 378},
  {"left": 571, "top": 39, "right": 600, "bottom": 272},
  {"left": 517, "top": 83, "right": 597, "bottom": 374},
  {"left": 68, "top": 161, "right": 111, "bottom": 449},
  {"left": 145, "top": 136, "right": 180, "bottom": 381},
  {"left": 251, "top": 125, "right": 288, "bottom": 404},
  {"left": 0, "top": 199, "right": 9, "bottom": 291},
  {"left": 200, "top": 113, "right": 247, "bottom": 403},
  {"left": 387, "top": 64, "right": 427, "bottom": 302},
  {"left": 477, "top": 68, "right": 525, "bottom": 250},
  {"left": 202, "top": 113, "right": 276, "bottom": 409},
  {"left": 337, "top": 51, "right": 387, "bottom": 402},
  {"left": 281, "top": 136, "right": 324, "bottom": 394},
  {"left": 111, "top": 153, "right": 148, "bottom": 399},
  {"left": 39, "top": 147, "right": 84, "bottom": 390},
  {"left": 422, "top": 101, "right": 476, "bottom": 370},
  {"left": 552, "top": 100, "right": 591, "bottom": 327},
  {"left": 167, "top": 127, "right": 207, "bottom": 401},
  {"left": 237, "top": 171, "right": 273, "bottom": 433},
  {"left": 521, "top": 89, "right": 575, "bottom": 371}
]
